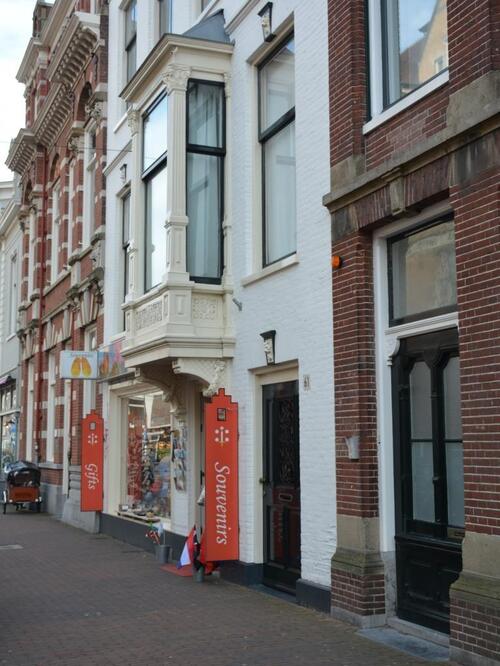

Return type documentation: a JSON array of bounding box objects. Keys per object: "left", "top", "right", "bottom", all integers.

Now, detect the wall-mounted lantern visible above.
[{"left": 258, "top": 2, "right": 275, "bottom": 43}]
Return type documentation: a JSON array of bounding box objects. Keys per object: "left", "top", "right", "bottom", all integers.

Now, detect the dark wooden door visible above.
[
  {"left": 392, "top": 328, "right": 464, "bottom": 633},
  {"left": 262, "top": 381, "right": 300, "bottom": 592}
]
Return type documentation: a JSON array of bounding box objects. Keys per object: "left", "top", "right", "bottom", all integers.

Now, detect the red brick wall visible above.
[{"left": 451, "top": 595, "right": 500, "bottom": 662}]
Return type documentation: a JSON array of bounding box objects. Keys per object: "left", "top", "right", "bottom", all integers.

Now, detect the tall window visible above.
[
  {"left": 186, "top": 81, "right": 225, "bottom": 282},
  {"left": 8, "top": 253, "right": 18, "bottom": 336},
  {"left": 51, "top": 182, "right": 61, "bottom": 282},
  {"left": 122, "top": 191, "right": 131, "bottom": 304},
  {"left": 143, "top": 94, "right": 168, "bottom": 291},
  {"left": 46, "top": 351, "right": 56, "bottom": 462},
  {"left": 125, "top": 0, "right": 137, "bottom": 83},
  {"left": 259, "top": 36, "right": 296, "bottom": 267},
  {"left": 158, "top": 0, "right": 172, "bottom": 35},
  {"left": 67, "top": 160, "right": 75, "bottom": 259},
  {"left": 28, "top": 210, "right": 36, "bottom": 296},
  {"left": 381, "top": 0, "right": 448, "bottom": 106},
  {"left": 83, "top": 127, "right": 96, "bottom": 248},
  {"left": 26, "top": 360, "right": 35, "bottom": 461}
]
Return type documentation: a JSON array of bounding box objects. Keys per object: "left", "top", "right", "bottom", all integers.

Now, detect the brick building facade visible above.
[
  {"left": 325, "top": 0, "right": 499, "bottom": 663},
  {"left": 6, "top": 0, "right": 107, "bottom": 529}
]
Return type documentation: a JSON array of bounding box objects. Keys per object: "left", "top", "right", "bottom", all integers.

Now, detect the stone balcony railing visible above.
[{"left": 122, "top": 281, "right": 235, "bottom": 368}]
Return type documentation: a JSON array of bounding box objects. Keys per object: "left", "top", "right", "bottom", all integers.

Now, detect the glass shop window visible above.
[{"left": 125, "top": 392, "right": 172, "bottom": 519}]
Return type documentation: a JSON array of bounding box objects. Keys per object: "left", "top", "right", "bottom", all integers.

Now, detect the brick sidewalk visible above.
[{"left": 0, "top": 513, "right": 446, "bottom": 666}]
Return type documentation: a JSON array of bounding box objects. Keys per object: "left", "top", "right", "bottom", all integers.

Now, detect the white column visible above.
[
  {"left": 126, "top": 109, "right": 142, "bottom": 302},
  {"left": 163, "top": 64, "right": 191, "bottom": 284}
]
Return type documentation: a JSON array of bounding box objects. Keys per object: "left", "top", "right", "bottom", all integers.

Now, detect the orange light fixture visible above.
[{"left": 331, "top": 255, "right": 342, "bottom": 269}]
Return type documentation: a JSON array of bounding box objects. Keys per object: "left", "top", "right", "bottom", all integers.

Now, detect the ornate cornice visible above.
[
  {"left": 6, "top": 130, "right": 36, "bottom": 176},
  {"left": 47, "top": 12, "right": 100, "bottom": 89}
]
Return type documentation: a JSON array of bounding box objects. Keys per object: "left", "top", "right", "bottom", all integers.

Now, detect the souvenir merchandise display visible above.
[{"left": 125, "top": 393, "right": 172, "bottom": 519}]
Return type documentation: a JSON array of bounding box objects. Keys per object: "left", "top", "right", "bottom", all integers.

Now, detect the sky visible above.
[{"left": 0, "top": 1, "right": 42, "bottom": 182}]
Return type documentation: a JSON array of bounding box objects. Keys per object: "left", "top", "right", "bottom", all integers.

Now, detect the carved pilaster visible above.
[{"left": 127, "top": 109, "right": 140, "bottom": 136}]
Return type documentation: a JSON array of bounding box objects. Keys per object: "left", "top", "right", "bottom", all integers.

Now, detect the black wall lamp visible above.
[
  {"left": 260, "top": 330, "right": 276, "bottom": 365},
  {"left": 258, "top": 2, "right": 275, "bottom": 42}
]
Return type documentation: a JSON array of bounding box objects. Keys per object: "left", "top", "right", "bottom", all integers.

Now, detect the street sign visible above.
[
  {"left": 81, "top": 410, "right": 104, "bottom": 512},
  {"left": 204, "top": 389, "right": 239, "bottom": 562},
  {"left": 60, "top": 351, "right": 98, "bottom": 379}
]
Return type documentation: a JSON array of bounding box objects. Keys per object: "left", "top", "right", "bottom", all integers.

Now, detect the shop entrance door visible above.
[
  {"left": 262, "top": 381, "right": 300, "bottom": 592},
  {"left": 392, "top": 328, "right": 464, "bottom": 633}
]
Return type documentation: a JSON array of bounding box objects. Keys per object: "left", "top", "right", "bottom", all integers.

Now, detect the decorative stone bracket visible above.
[{"left": 172, "top": 358, "right": 227, "bottom": 397}]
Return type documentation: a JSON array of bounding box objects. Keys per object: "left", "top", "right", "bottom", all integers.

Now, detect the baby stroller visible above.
[{"left": 2, "top": 461, "right": 42, "bottom": 514}]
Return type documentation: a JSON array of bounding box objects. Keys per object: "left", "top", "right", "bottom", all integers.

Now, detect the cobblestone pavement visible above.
[{"left": 0, "top": 513, "right": 449, "bottom": 666}]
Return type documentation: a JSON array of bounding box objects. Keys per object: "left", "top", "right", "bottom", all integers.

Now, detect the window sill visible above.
[
  {"left": 241, "top": 254, "right": 299, "bottom": 287},
  {"left": 363, "top": 71, "right": 449, "bottom": 135},
  {"left": 38, "top": 462, "right": 63, "bottom": 470}
]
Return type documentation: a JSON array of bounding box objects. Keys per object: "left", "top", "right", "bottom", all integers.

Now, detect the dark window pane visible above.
[
  {"left": 260, "top": 38, "right": 295, "bottom": 133},
  {"left": 187, "top": 153, "right": 222, "bottom": 280},
  {"left": 411, "top": 441, "right": 435, "bottom": 522},
  {"left": 125, "top": 0, "right": 137, "bottom": 43},
  {"left": 159, "top": 0, "right": 171, "bottom": 35},
  {"left": 264, "top": 120, "right": 296, "bottom": 265},
  {"left": 143, "top": 95, "right": 168, "bottom": 172},
  {"left": 126, "top": 37, "right": 136, "bottom": 82},
  {"left": 145, "top": 165, "right": 167, "bottom": 290},
  {"left": 383, "top": 0, "right": 448, "bottom": 105},
  {"left": 390, "top": 220, "right": 456, "bottom": 322},
  {"left": 187, "top": 82, "right": 224, "bottom": 148}
]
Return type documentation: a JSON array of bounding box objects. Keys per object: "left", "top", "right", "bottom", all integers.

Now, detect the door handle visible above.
[{"left": 259, "top": 477, "right": 269, "bottom": 486}]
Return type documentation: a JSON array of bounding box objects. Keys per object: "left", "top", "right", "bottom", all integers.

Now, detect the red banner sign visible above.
[
  {"left": 205, "top": 389, "right": 239, "bottom": 562},
  {"left": 81, "top": 410, "right": 104, "bottom": 512}
]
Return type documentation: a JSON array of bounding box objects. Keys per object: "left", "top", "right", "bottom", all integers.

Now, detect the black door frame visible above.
[
  {"left": 262, "top": 380, "right": 301, "bottom": 592},
  {"left": 392, "top": 327, "right": 463, "bottom": 633}
]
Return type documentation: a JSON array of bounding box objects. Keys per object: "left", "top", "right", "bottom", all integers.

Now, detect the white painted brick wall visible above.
[{"left": 227, "top": 0, "right": 336, "bottom": 588}]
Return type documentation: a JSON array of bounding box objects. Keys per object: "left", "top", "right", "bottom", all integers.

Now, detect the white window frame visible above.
[
  {"left": 8, "top": 252, "right": 18, "bottom": 336},
  {"left": 373, "top": 201, "right": 458, "bottom": 554},
  {"left": 51, "top": 181, "right": 61, "bottom": 282},
  {"left": 364, "top": 0, "right": 449, "bottom": 134},
  {"left": 83, "top": 126, "right": 97, "bottom": 249},
  {"left": 46, "top": 351, "right": 56, "bottom": 462}
]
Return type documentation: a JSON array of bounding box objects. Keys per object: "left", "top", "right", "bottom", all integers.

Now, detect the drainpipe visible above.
[{"left": 34, "top": 147, "right": 48, "bottom": 464}]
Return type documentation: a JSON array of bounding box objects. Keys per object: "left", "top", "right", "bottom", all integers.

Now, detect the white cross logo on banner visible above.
[
  {"left": 87, "top": 433, "right": 98, "bottom": 447},
  {"left": 214, "top": 426, "right": 230, "bottom": 446}
]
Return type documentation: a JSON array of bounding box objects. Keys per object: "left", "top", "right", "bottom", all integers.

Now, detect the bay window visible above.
[
  {"left": 143, "top": 94, "right": 168, "bottom": 291},
  {"left": 186, "top": 81, "right": 225, "bottom": 283},
  {"left": 259, "top": 36, "right": 296, "bottom": 267}
]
